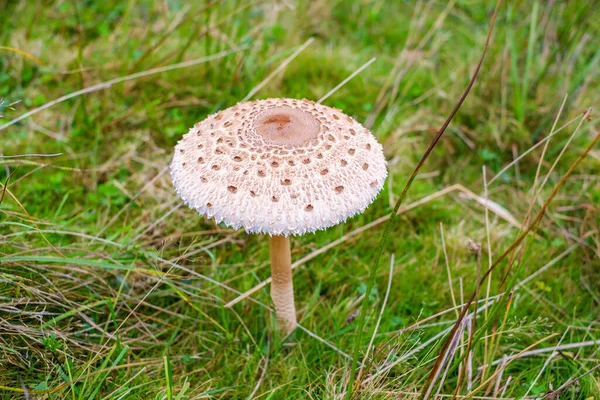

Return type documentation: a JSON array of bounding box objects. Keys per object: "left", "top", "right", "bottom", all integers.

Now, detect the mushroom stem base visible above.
[{"left": 269, "top": 235, "right": 297, "bottom": 334}]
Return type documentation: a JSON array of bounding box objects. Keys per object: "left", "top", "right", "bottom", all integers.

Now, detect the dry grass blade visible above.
[
  {"left": 241, "top": 38, "right": 314, "bottom": 102},
  {"left": 466, "top": 317, "right": 474, "bottom": 392},
  {"left": 532, "top": 109, "right": 592, "bottom": 201},
  {"left": 318, "top": 57, "right": 376, "bottom": 104},
  {"left": 0, "top": 153, "right": 63, "bottom": 159},
  {"left": 492, "top": 355, "right": 508, "bottom": 397},
  {"left": 457, "top": 189, "right": 520, "bottom": 229},
  {"left": 0, "top": 47, "right": 248, "bottom": 132},
  {"left": 0, "top": 46, "right": 44, "bottom": 65},
  {"left": 484, "top": 338, "right": 600, "bottom": 368},
  {"left": 0, "top": 166, "right": 19, "bottom": 206}
]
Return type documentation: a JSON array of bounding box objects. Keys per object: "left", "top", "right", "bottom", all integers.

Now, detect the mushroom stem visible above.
[{"left": 269, "top": 235, "right": 297, "bottom": 334}]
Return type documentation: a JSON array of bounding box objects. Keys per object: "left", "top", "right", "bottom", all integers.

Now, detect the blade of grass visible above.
[{"left": 164, "top": 353, "right": 173, "bottom": 400}]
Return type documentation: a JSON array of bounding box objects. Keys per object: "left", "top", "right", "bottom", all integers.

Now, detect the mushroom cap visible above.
[{"left": 170, "top": 98, "right": 387, "bottom": 236}]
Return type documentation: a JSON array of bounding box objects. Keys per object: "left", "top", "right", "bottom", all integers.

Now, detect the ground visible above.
[{"left": 1, "top": 0, "right": 599, "bottom": 399}]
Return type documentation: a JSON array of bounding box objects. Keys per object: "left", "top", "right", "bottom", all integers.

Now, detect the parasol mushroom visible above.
[{"left": 170, "top": 98, "right": 387, "bottom": 334}]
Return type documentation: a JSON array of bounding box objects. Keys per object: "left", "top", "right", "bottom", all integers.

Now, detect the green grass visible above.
[{"left": 1, "top": 0, "right": 600, "bottom": 398}]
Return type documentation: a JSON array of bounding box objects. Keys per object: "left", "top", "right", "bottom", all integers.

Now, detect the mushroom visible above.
[{"left": 170, "top": 98, "right": 387, "bottom": 334}]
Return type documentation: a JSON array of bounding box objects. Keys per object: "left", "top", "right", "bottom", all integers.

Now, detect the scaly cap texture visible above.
[{"left": 170, "top": 98, "right": 387, "bottom": 236}]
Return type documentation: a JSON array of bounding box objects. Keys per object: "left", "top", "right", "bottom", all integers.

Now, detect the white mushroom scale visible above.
[{"left": 170, "top": 98, "right": 387, "bottom": 334}]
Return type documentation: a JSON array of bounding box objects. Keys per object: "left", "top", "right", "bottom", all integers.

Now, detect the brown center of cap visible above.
[{"left": 254, "top": 106, "right": 320, "bottom": 146}]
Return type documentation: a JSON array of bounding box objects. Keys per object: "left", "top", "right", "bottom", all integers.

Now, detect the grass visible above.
[{"left": 1, "top": 0, "right": 600, "bottom": 398}]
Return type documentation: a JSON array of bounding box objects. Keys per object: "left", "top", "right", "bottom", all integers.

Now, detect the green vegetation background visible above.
[{"left": 1, "top": 0, "right": 599, "bottom": 398}]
